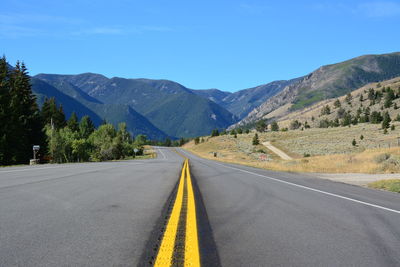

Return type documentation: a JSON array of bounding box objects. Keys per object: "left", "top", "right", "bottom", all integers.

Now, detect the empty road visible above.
[
  {"left": 0, "top": 148, "right": 183, "bottom": 266},
  {"left": 1, "top": 147, "right": 400, "bottom": 266}
]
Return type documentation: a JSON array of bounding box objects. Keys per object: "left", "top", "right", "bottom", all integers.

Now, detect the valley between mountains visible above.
[{"left": 30, "top": 52, "right": 400, "bottom": 141}]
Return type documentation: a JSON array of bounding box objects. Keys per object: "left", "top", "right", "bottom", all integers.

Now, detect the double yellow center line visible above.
[{"left": 154, "top": 158, "right": 201, "bottom": 266}]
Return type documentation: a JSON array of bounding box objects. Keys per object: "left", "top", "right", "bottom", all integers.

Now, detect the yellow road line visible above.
[
  {"left": 154, "top": 160, "right": 187, "bottom": 266},
  {"left": 154, "top": 154, "right": 201, "bottom": 266},
  {"left": 184, "top": 161, "right": 201, "bottom": 267}
]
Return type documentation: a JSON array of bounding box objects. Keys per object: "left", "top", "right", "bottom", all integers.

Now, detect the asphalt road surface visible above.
[
  {"left": 178, "top": 148, "right": 400, "bottom": 267},
  {"left": 1, "top": 147, "right": 400, "bottom": 266},
  {"left": 0, "top": 147, "right": 183, "bottom": 266}
]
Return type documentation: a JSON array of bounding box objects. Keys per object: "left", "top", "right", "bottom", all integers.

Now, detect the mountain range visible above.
[{"left": 30, "top": 52, "right": 400, "bottom": 139}]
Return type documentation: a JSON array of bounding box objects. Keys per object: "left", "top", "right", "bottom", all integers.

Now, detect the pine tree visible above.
[
  {"left": 289, "top": 120, "right": 301, "bottom": 130},
  {"left": 255, "top": 119, "right": 267, "bottom": 132},
  {"left": 79, "top": 115, "right": 95, "bottom": 139},
  {"left": 333, "top": 99, "right": 341, "bottom": 108},
  {"left": 352, "top": 139, "right": 357, "bottom": 146},
  {"left": 41, "top": 98, "right": 66, "bottom": 129},
  {"left": 271, "top": 121, "right": 279, "bottom": 131},
  {"left": 320, "top": 105, "right": 331, "bottom": 115},
  {"left": 8, "top": 61, "right": 44, "bottom": 164},
  {"left": 252, "top": 133, "right": 259, "bottom": 145},
  {"left": 368, "top": 88, "right": 375, "bottom": 100},
  {"left": 194, "top": 137, "right": 200, "bottom": 145},
  {"left": 381, "top": 111, "right": 391, "bottom": 129},
  {"left": 211, "top": 129, "right": 219, "bottom": 137},
  {"left": 341, "top": 113, "right": 352, "bottom": 126},
  {"left": 164, "top": 138, "right": 172, "bottom": 147},
  {"left": 370, "top": 111, "right": 383, "bottom": 124},
  {"left": 0, "top": 56, "right": 12, "bottom": 164},
  {"left": 67, "top": 112, "right": 79, "bottom": 132},
  {"left": 179, "top": 138, "right": 185, "bottom": 146}
]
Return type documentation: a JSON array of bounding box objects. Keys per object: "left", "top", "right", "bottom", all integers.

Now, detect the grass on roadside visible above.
[
  {"left": 183, "top": 132, "right": 400, "bottom": 174},
  {"left": 368, "top": 179, "right": 400, "bottom": 193}
]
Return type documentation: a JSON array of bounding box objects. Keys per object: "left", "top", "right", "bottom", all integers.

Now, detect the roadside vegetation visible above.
[
  {"left": 0, "top": 57, "right": 147, "bottom": 165},
  {"left": 184, "top": 122, "right": 400, "bottom": 175},
  {"left": 368, "top": 179, "right": 400, "bottom": 193}
]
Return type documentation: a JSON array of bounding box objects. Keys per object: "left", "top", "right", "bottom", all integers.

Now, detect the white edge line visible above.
[
  {"left": 0, "top": 166, "right": 69, "bottom": 173},
  {"left": 156, "top": 147, "right": 166, "bottom": 160},
  {"left": 178, "top": 149, "right": 400, "bottom": 215},
  {"left": 0, "top": 162, "right": 146, "bottom": 174}
]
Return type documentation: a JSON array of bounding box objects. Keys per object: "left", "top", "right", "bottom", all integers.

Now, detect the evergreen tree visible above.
[
  {"left": 7, "top": 61, "right": 44, "bottom": 164},
  {"left": 289, "top": 120, "right": 301, "bottom": 130},
  {"left": 67, "top": 112, "right": 79, "bottom": 132},
  {"left": 270, "top": 121, "right": 279, "bottom": 131},
  {"left": 333, "top": 99, "right": 341, "bottom": 108},
  {"left": 370, "top": 111, "right": 383, "bottom": 124},
  {"left": 79, "top": 115, "right": 95, "bottom": 139},
  {"left": 320, "top": 105, "right": 331, "bottom": 115},
  {"left": 164, "top": 138, "right": 172, "bottom": 147},
  {"left": 384, "top": 89, "right": 395, "bottom": 108},
  {"left": 352, "top": 139, "right": 357, "bottom": 146},
  {"left": 179, "top": 138, "right": 185, "bottom": 146},
  {"left": 210, "top": 129, "right": 219, "bottom": 137},
  {"left": 255, "top": 119, "right": 267, "bottom": 132},
  {"left": 341, "top": 113, "right": 352, "bottom": 126},
  {"left": 194, "top": 137, "right": 200, "bottom": 145},
  {"left": 368, "top": 88, "right": 375, "bottom": 100},
  {"left": 381, "top": 111, "right": 391, "bottom": 129},
  {"left": 41, "top": 98, "right": 66, "bottom": 129},
  {"left": 252, "top": 133, "right": 259, "bottom": 145},
  {"left": 0, "top": 56, "right": 12, "bottom": 164}
]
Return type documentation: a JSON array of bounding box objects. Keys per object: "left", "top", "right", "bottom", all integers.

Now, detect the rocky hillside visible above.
[
  {"left": 277, "top": 77, "right": 400, "bottom": 130},
  {"left": 236, "top": 52, "right": 400, "bottom": 127},
  {"left": 191, "top": 78, "right": 301, "bottom": 119}
]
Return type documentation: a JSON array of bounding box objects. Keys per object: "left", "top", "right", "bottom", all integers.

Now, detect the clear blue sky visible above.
[{"left": 1, "top": 0, "right": 400, "bottom": 92}]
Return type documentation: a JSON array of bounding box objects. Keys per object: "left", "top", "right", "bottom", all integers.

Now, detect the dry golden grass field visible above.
[{"left": 183, "top": 123, "right": 400, "bottom": 175}]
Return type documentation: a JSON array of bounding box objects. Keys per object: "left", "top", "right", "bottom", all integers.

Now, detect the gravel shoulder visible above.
[{"left": 311, "top": 173, "right": 400, "bottom": 186}]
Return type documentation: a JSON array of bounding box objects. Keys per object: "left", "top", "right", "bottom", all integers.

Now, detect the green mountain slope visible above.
[
  {"left": 31, "top": 78, "right": 103, "bottom": 125},
  {"left": 31, "top": 78, "right": 169, "bottom": 140},
  {"left": 35, "top": 75, "right": 238, "bottom": 138},
  {"left": 145, "top": 92, "right": 236, "bottom": 137}
]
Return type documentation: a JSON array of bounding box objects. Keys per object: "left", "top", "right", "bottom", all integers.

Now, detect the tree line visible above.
[{"left": 0, "top": 57, "right": 146, "bottom": 165}]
